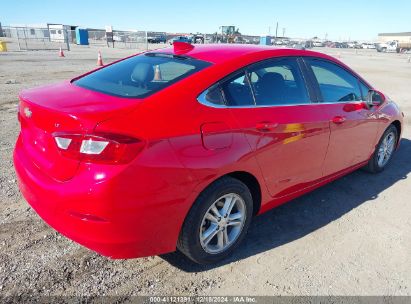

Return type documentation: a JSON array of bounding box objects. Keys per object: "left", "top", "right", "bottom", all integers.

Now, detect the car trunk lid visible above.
[{"left": 18, "top": 81, "right": 141, "bottom": 181}]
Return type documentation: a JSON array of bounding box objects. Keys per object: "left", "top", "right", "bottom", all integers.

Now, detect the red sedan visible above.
[{"left": 14, "top": 43, "right": 403, "bottom": 264}]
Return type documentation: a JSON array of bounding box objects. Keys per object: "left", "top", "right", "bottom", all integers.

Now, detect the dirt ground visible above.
[{"left": 0, "top": 43, "right": 410, "bottom": 297}]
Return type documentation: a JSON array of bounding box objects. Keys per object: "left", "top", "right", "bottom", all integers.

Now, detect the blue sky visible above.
[{"left": 2, "top": 0, "right": 410, "bottom": 40}]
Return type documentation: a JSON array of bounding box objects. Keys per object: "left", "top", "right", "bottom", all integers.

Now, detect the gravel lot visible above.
[{"left": 0, "top": 43, "right": 410, "bottom": 297}]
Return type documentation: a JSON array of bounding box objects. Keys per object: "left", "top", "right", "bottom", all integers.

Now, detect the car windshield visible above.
[{"left": 73, "top": 53, "right": 211, "bottom": 98}]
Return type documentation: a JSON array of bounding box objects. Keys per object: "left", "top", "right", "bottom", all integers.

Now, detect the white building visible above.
[
  {"left": 8, "top": 23, "right": 77, "bottom": 42},
  {"left": 378, "top": 32, "right": 411, "bottom": 43}
]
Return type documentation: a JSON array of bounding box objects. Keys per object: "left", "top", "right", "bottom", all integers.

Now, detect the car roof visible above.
[
  {"left": 149, "top": 43, "right": 372, "bottom": 88},
  {"left": 152, "top": 43, "right": 333, "bottom": 65}
]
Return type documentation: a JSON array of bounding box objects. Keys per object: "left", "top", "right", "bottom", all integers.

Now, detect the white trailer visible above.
[{"left": 48, "top": 24, "right": 69, "bottom": 42}]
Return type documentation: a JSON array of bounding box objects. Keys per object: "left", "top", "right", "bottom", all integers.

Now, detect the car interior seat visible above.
[
  {"left": 131, "top": 63, "right": 155, "bottom": 88},
  {"left": 256, "top": 72, "right": 286, "bottom": 105}
]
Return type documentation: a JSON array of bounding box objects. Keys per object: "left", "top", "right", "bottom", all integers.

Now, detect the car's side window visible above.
[
  {"left": 306, "top": 59, "right": 362, "bottom": 103},
  {"left": 202, "top": 85, "right": 226, "bottom": 106},
  {"left": 199, "top": 57, "right": 311, "bottom": 107},
  {"left": 220, "top": 72, "right": 255, "bottom": 106},
  {"left": 247, "top": 58, "right": 310, "bottom": 106}
]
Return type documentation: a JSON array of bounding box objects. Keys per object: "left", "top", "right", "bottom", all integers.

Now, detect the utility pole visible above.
[
  {"left": 275, "top": 22, "right": 278, "bottom": 38},
  {"left": 282, "top": 28, "right": 285, "bottom": 38}
]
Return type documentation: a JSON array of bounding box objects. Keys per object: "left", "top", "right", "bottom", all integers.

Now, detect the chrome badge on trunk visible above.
[{"left": 24, "top": 107, "right": 32, "bottom": 118}]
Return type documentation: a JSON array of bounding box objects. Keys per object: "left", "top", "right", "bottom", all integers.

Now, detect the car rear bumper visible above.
[{"left": 14, "top": 135, "right": 197, "bottom": 259}]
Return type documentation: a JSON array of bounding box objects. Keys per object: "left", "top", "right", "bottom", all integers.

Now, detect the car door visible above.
[
  {"left": 303, "top": 58, "right": 379, "bottom": 176},
  {"left": 218, "top": 57, "right": 331, "bottom": 198}
]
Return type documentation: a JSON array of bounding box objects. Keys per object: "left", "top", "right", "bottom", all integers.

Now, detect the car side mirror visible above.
[{"left": 366, "top": 90, "right": 386, "bottom": 107}]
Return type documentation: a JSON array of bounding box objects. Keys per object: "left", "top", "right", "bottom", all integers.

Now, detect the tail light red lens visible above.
[{"left": 52, "top": 132, "right": 144, "bottom": 164}]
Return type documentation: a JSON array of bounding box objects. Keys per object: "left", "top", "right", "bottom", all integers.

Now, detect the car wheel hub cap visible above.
[
  {"left": 377, "top": 132, "right": 395, "bottom": 167},
  {"left": 199, "top": 193, "right": 246, "bottom": 254}
]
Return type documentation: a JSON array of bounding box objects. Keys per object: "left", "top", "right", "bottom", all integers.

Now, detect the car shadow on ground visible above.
[{"left": 160, "top": 138, "right": 411, "bottom": 272}]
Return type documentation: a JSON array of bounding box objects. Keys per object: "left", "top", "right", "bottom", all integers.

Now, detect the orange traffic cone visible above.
[
  {"left": 97, "top": 51, "right": 104, "bottom": 66},
  {"left": 59, "top": 47, "right": 65, "bottom": 57},
  {"left": 154, "top": 65, "right": 162, "bottom": 81}
]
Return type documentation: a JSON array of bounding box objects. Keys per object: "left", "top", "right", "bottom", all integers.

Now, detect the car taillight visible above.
[{"left": 52, "top": 132, "right": 144, "bottom": 164}]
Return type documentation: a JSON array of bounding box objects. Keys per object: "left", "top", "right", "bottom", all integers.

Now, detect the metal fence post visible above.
[
  {"left": 145, "top": 31, "right": 148, "bottom": 51},
  {"left": 65, "top": 29, "right": 70, "bottom": 51},
  {"left": 23, "top": 27, "right": 28, "bottom": 50},
  {"left": 16, "top": 27, "right": 21, "bottom": 51},
  {"left": 41, "top": 28, "right": 47, "bottom": 50}
]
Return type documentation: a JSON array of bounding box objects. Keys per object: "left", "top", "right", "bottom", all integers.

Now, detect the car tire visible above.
[
  {"left": 364, "top": 125, "right": 398, "bottom": 173},
  {"left": 177, "top": 177, "right": 253, "bottom": 264}
]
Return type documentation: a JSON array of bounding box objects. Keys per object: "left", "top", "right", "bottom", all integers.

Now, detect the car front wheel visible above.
[
  {"left": 177, "top": 177, "right": 253, "bottom": 264},
  {"left": 364, "top": 125, "right": 398, "bottom": 173}
]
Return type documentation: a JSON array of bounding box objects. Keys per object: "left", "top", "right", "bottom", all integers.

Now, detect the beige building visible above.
[{"left": 378, "top": 32, "right": 411, "bottom": 43}]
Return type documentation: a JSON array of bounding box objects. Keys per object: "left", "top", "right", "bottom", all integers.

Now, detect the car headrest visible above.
[
  {"left": 131, "top": 63, "right": 154, "bottom": 84},
  {"left": 259, "top": 72, "right": 285, "bottom": 90}
]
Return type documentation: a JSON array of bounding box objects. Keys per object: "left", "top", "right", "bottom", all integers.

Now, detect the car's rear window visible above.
[{"left": 73, "top": 53, "right": 211, "bottom": 98}]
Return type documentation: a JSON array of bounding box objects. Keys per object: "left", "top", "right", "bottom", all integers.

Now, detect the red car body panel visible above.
[{"left": 14, "top": 45, "right": 403, "bottom": 258}]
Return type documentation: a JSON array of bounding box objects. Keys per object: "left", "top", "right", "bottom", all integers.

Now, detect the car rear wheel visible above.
[
  {"left": 177, "top": 177, "right": 253, "bottom": 264},
  {"left": 364, "top": 125, "right": 398, "bottom": 173}
]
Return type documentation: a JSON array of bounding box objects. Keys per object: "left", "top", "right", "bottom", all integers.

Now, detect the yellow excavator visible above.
[{"left": 220, "top": 26, "right": 241, "bottom": 43}]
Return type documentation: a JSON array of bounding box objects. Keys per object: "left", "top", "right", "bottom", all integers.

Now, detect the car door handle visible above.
[
  {"left": 331, "top": 116, "right": 346, "bottom": 124},
  {"left": 256, "top": 122, "right": 279, "bottom": 132}
]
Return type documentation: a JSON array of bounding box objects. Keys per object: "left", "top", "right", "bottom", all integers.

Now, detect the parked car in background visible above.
[
  {"left": 376, "top": 40, "right": 411, "bottom": 53},
  {"left": 340, "top": 42, "right": 349, "bottom": 48},
  {"left": 242, "top": 38, "right": 251, "bottom": 44},
  {"left": 169, "top": 36, "right": 192, "bottom": 45},
  {"left": 361, "top": 43, "right": 376, "bottom": 49},
  {"left": 112, "top": 35, "right": 124, "bottom": 42},
  {"left": 192, "top": 35, "right": 205, "bottom": 44},
  {"left": 312, "top": 41, "right": 324, "bottom": 47},
  {"left": 281, "top": 39, "right": 290, "bottom": 45},
  {"left": 14, "top": 43, "right": 403, "bottom": 264},
  {"left": 204, "top": 36, "right": 213, "bottom": 44},
  {"left": 147, "top": 35, "right": 166, "bottom": 44},
  {"left": 347, "top": 41, "right": 360, "bottom": 48},
  {"left": 305, "top": 40, "right": 314, "bottom": 48},
  {"left": 376, "top": 41, "right": 397, "bottom": 52},
  {"left": 289, "top": 41, "right": 306, "bottom": 50}
]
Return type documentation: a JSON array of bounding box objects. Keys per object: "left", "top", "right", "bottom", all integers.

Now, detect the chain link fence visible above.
[
  {"left": 1, "top": 26, "right": 264, "bottom": 52},
  {"left": 76, "top": 29, "right": 152, "bottom": 49},
  {"left": 0, "top": 25, "right": 330, "bottom": 52},
  {"left": 2, "top": 26, "right": 70, "bottom": 51},
  {"left": 87, "top": 29, "right": 108, "bottom": 47}
]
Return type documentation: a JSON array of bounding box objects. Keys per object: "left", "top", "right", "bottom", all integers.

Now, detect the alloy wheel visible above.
[
  {"left": 199, "top": 193, "right": 246, "bottom": 254},
  {"left": 377, "top": 131, "right": 396, "bottom": 167}
]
